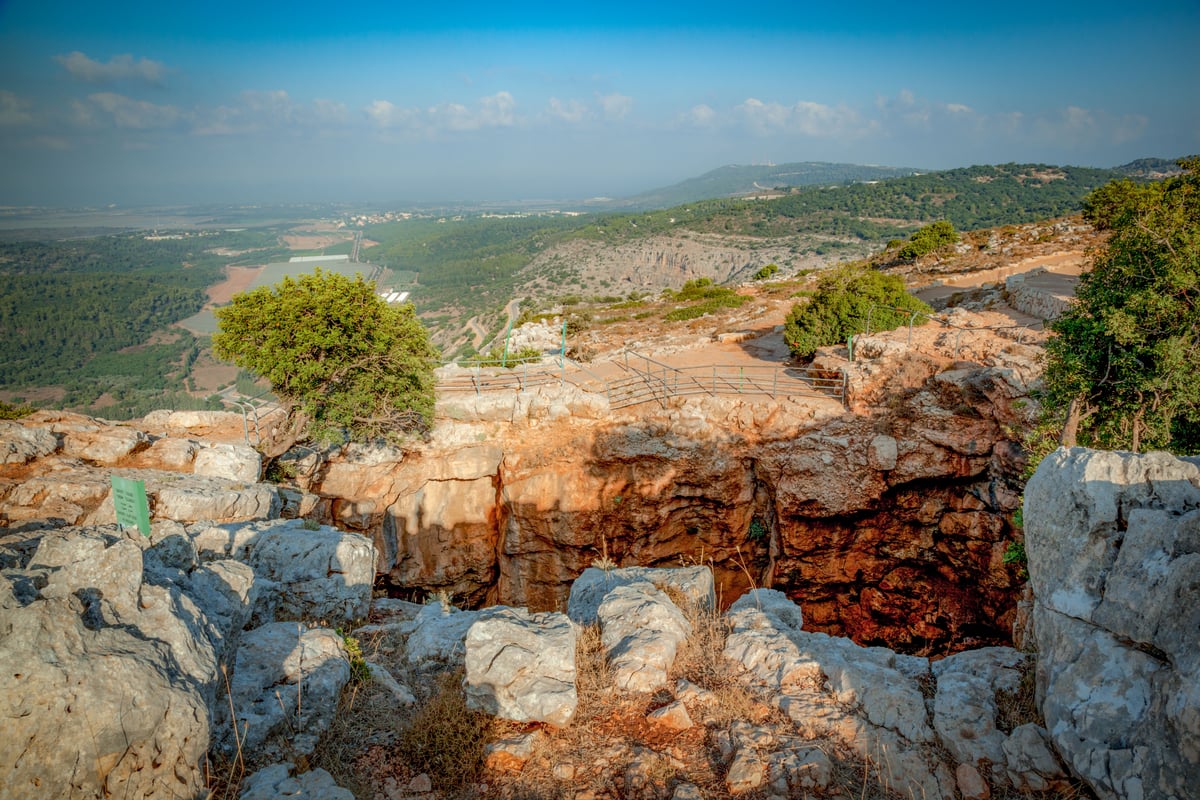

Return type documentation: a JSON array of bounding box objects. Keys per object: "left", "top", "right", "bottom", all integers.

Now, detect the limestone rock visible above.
[
  {"left": 484, "top": 731, "right": 544, "bottom": 772},
  {"left": 725, "top": 748, "right": 765, "bottom": 794},
  {"left": 132, "top": 436, "right": 198, "bottom": 470},
  {"left": 245, "top": 520, "right": 377, "bottom": 623},
  {"left": 0, "top": 419, "right": 58, "bottom": 464},
  {"left": 955, "top": 762, "right": 990, "bottom": 800},
  {"left": 217, "top": 621, "right": 350, "bottom": 762},
  {"left": 1002, "top": 723, "right": 1070, "bottom": 792},
  {"left": 724, "top": 589, "right": 952, "bottom": 800},
  {"left": 404, "top": 602, "right": 483, "bottom": 672},
  {"left": 596, "top": 580, "right": 691, "bottom": 692},
  {"left": 1025, "top": 448, "right": 1200, "bottom": 800},
  {"left": 932, "top": 646, "right": 1027, "bottom": 784},
  {"left": 194, "top": 441, "right": 262, "bottom": 483},
  {"left": 647, "top": 700, "right": 693, "bottom": 730},
  {"left": 59, "top": 424, "right": 147, "bottom": 464},
  {"left": 239, "top": 762, "right": 355, "bottom": 800},
  {"left": 767, "top": 746, "right": 833, "bottom": 794},
  {"left": 0, "top": 525, "right": 254, "bottom": 800},
  {"left": 365, "top": 658, "right": 417, "bottom": 705},
  {"left": 567, "top": 565, "right": 714, "bottom": 626},
  {"left": 463, "top": 606, "right": 577, "bottom": 725}
]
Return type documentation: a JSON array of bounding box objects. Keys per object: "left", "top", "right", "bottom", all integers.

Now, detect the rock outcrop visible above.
[
  {"left": 296, "top": 339, "right": 1034, "bottom": 654},
  {"left": 0, "top": 525, "right": 254, "bottom": 799},
  {"left": 1024, "top": 448, "right": 1200, "bottom": 800},
  {"left": 0, "top": 512, "right": 375, "bottom": 798}
]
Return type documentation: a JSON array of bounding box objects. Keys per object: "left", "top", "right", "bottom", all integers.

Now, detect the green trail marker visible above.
[{"left": 111, "top": 475, "right": 151, "bottom": 536}]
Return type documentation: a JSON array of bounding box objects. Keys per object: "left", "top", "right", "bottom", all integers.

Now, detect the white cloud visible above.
[
  {"left": 0, "top": 90, "right": 34, "bottom": 126},
  {"left": 85, "top": 92, "right": 185, "bottom": 129},
  {"left": 366, "top": 91, "right": 519, "bottom": 135},
  {"left": 598, "top": 92, "right": 633, "bottom": 121},
  {"left": 1033, "top": 105, "right": 1149, "bottom": 147},
  {"left": 55, "top": 51, "right": 169, "bottom": 86},
  {"left": 683, "top": 103, "right": 717, "bottom": 127},
  {"left": 736, "top": 97, "right": 862, "bottom": 137},
  {"left": 546, "top": 97, "right": 588, "bottom": 123},
  {"left": 477, "top": 91, "right": 516, "bottom": 128}
]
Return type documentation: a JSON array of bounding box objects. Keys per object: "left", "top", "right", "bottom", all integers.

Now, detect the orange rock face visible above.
[
  {"left": 297, "top": 344, "right": 1033, "bottom": 655},
  {"left": 0, "top": 326, "right": 1036, "bottom": 656}
]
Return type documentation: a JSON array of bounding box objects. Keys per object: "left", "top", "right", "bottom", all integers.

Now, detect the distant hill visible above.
[
  {"left": 1112, "top": 157, "right": 1186, "bottom": 179},
  {"left": 602, "top": 161, "right": 923, "bottom": 210}
]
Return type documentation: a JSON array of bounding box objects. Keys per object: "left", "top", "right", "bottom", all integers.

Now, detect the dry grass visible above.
[
  {"left": 828, "top": 747, "right": 907, "bottom": 800},
  {"left": 996, "top": 657, "right": 1042, "bottom": 734},
  {"left": 396, "top": 670, "right": 491, "bottom": 791}
]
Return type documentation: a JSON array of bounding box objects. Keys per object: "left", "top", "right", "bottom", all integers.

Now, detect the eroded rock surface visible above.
[
  {"left": 0, "top": 525, "right": 254, "bottom": 799},
  {"left": 1024, "top": 448, "right": 1200, "bottom": 800}
]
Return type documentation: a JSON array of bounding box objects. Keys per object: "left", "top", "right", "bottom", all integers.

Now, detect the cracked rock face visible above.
[
  {"left": 1024, "top": 448, "right": 1200, "bottom": 800},
  {"left": 0, "top": 526, "right": 254, "bottom": 799}
]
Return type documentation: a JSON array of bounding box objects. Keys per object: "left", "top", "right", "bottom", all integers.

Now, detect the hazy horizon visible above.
[{"left": 1, "top": 0, "right": 1197, "bottom": 208}]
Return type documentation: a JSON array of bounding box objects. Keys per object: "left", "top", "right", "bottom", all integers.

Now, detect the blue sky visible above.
[{"left": 1, "top": 0, "right": 1197, "bottom": 207}]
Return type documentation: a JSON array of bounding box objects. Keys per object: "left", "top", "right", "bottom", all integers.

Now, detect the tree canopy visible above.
[
  {"left": 894, "top": 220, "right": 959, "bottom": 261},
  {"left": 784, "top": 265, "right": 931, "bottom": 359},
  {"left": 1042, "top": 157, "right": 1200, "bottom": 453},
  {"left": 213, "top": 269, "right": 439, "bottom": 446}
]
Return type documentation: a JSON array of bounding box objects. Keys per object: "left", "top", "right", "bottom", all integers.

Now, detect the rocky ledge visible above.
[{"left": 0, "top": 448, "right": 1195, "bottom": 799}]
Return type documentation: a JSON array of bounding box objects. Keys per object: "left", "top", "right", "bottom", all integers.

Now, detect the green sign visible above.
[{"left": 111, "top": 476, "right": 151, "bottom": 536}]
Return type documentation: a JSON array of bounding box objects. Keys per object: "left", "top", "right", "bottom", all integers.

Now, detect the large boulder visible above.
[
  {"left": 596, "top": 580, "right": 691, "bottom": 692},
  {"left": 190, "top": 519, "right": 377, "bottom": 623},
  {"left": 567, "top": 565, "right": 714, "bottom": 627},
  {"left": 464, "top": 607, "right": 577, "bottom": 725},
  {"left": 723, "top": 589, "right": 952, "bottom": 800},
  {"left": 215, "top": 621, "right": 350, "bottom": 762},
  {"left": 0, "top": 525, "right": 254, "bottom": 799},
  {"left": 193, "top": 441, "right": 262, "bottom": 483},
  {"left": 1024, "top": 448, "right": 1200, "bottom": 800},
  {"left": 0, "top": 419, "right": 58, "bottom": 464},
  {"left": 932, "top": 646, "right": 1028, "bottom": 785}
]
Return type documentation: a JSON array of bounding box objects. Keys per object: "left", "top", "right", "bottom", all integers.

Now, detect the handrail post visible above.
[
  {"left": 908, "top": 311, "right": 916, "bottom": 345},
  {"left": 772, "top": 368, "right": 778, "bottom": 398}
]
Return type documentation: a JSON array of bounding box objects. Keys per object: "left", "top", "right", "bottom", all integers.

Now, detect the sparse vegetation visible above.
[{"left": 395, "top": 670, "right": 490, "bottom": 790}]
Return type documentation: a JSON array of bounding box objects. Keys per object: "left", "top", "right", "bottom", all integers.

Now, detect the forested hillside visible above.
[
  {"left": 0, "top": 160, "right": 1147, "bottom": 415},
  {"left": 366, "top": 163, "right": 1127, "bottom": 322},
  {"left": 607, "top": 161, "right": 921, "bottom": 209},
  {"left": 0, "top": 229, "right": 280, "bottom": 417}
]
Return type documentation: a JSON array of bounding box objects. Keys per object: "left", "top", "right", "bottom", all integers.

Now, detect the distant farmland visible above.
[{"left": 178, "top": 258, "right": 399, "bottom": 334}]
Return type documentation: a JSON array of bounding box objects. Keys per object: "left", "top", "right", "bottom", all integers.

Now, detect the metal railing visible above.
[
  {"left": 222, "top": 388, "right": 286, "bottom": 447},
  {"left": 437, "top": 351, "right": 846, "bottom": 410}
]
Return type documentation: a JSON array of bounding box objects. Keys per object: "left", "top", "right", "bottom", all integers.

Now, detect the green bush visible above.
[
  {"left": 0, "top": 401, "right": 35, "bottom": 420},
  {"left": 664, "top": 293, "right": 748, "bottom": 321},
  {"left": 784, "top": 264, "right": 931, "bottom": 359},
  {"left": 897, "top": 220, "right": 959, "bottom": 261},
  {"left": 752, "top": 263, "right": 780, "bottom": 280}
]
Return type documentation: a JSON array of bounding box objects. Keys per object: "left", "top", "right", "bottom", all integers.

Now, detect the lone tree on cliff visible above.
[
  {"left": 214, "top": 269, "right": 439, "bottom": 450},
  {"left": 1043, "top": 157, "right": 1200, "bottom": 453}
]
